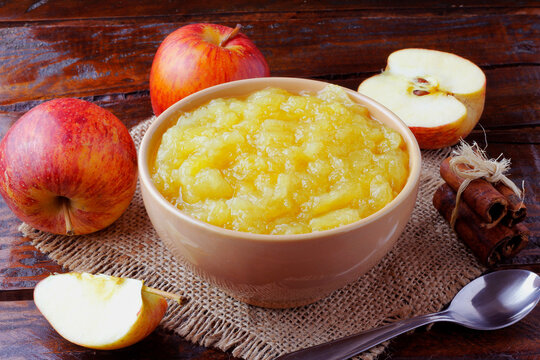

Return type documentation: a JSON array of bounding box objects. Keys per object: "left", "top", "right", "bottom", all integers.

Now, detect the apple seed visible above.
[{"left": 413, "top": 89, "right": 430, "bottom": 96}]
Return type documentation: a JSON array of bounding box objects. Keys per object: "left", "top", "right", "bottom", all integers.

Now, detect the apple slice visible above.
[
  {"left": 358, "top": 48, "right": 486, "bottom": 149},
  {"left": 34, "top": 272, "right": 179, "bottom": 350}
]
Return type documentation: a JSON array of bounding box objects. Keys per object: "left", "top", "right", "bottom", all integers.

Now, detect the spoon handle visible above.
[{"left": 275, "top": 311, "right": 454, "bottom": 360}]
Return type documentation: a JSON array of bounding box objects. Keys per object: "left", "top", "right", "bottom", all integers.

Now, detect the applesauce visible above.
[{"left": 151, "top": 85, "right": 409, "bottom": 234}]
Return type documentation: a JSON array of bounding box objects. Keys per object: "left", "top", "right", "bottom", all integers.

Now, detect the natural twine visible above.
[
  {"left": 449, "top": 140, "right": 523, "bottom": 228},
  {"left": 19, "top": 118, "right": 484, "bottom": 360}
]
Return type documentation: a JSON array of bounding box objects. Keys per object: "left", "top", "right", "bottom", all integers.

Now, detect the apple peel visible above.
[{"left": 34, "top": 272, "right": 180, "bottom": 350}]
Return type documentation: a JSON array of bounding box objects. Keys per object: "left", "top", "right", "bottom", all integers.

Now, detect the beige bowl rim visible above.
[{"left": 138, "top": 77, "right": 421, "bottom": 243}]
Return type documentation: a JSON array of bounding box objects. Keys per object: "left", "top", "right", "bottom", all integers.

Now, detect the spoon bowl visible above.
[
  {"left": 276, "top": 269, "right": 540, "bottom": 360},
  {"left": 448, "top": 269, "right": 540, "bottom": 330}
]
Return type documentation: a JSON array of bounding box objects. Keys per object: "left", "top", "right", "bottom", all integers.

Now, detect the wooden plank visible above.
[
  {"left": 0, "top": 196, "right": 62, "bottom": 293},
  {"left": 0, "top": 191, "right": 64, "bottom": 294},
  {"left": 468, "top": 127, "right": 540, "bottom": 144},
  {"left": 482, "top": 66, "right": 540, "bottom": 129},
  {"left": 0, "top": 300, "right": 537, "bottom": 359},
  {"left": 0, "top": 13, "right": 537, "bottom": 107},
  {"left": 1, "top": 66, "right": 538, "bottom": 141},
  {"left": 0, "top": 300, "right": 236, "bottom": 359},
  {"left": 0, "top": 91, "right": 151, "bottom": 140},
  {"left": 0, "top": 1, "right": 537, "bottom": 22},
  {"left": 0, "top": 235, "right": 63, "bottom": 295}
]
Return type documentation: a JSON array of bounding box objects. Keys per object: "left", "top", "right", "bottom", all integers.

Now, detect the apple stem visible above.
[
  {"left": 61, "top": 200, "right": 75, "bottom": 236},
  {"left": 143, "top": 285, "right": 182, "bottom": 304},
  {"left": 219, "top": 24, "right": 242, "bottom": 47}
]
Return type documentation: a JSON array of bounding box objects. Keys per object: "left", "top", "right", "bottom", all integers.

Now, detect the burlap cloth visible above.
[{"left": 20, "top": 118, "right": 484, "bottom": 360}]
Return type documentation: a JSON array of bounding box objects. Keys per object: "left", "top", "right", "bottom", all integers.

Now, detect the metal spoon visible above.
[{"left": 275, "top": 269, "right": 540, "bottom": 360}]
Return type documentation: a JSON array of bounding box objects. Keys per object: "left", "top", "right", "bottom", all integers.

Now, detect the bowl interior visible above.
[{"left": 139, "top": 77, "right": 421, "bottom": 241}]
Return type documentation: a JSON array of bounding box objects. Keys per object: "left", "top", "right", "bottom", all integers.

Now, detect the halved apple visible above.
[
  {"left": 33, "top": 272, "right": 176, "bottom": 350},
  {"left": 358, "top": 48, "right": 486, "bottom": 149}
]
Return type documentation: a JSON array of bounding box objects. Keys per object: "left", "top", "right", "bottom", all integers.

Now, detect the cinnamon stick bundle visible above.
[
  {"left": 440, "top": 157, "right": 507, "bottom": 227},
  {"left": 433, "top": 184, "right": 529, "bottom": 266}
]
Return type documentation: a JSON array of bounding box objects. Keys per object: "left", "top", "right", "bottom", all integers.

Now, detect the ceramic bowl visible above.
[{"left": 139, "top": 77, "right": 421, "bottom": 308}]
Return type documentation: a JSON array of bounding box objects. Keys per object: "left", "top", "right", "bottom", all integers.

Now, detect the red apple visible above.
[
  {"left": 0, "top": 98, "right": 138, "bottom": 235},
  {"left": 149, "top": 23, "right": 270, "bottom": 116}
]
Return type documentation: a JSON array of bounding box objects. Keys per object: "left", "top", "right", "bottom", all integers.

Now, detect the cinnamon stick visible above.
[
  {"left": 495, "top": 182, "right": 527, "bottom": 227},
  {"left": 501, "top": 223, "right": 530, "bottom": 258},
  {"left": 440, "top": 157, "right": 507, "bottom": 227},
  {"left": 433, "top": 183, "right": 529, "bottom": 266}
]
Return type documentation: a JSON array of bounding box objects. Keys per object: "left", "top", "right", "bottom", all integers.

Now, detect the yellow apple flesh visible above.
[
  {"left": 33, "top": 272, "right": 168, "bottom": 350},
  {"left": 358, "top": 48, "right": 486, "bottom": 149}
]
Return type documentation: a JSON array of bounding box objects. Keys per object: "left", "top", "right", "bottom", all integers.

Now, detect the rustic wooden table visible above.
[{"left": 0, "top": 1, "right": 538, "bottom": 359}]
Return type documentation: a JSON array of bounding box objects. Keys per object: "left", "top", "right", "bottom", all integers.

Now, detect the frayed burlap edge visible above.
[{"left": 20, "top": 118, "right": 484, "bottom": 360}]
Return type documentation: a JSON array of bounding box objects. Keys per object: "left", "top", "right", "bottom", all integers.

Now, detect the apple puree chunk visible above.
[{"left": 151, "top": 85, "right": 409, "bottom": 234}]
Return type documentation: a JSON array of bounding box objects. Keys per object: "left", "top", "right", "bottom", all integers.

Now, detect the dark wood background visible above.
[{"left": 0, "top": 1, "right": 538, "bottom": 359}]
